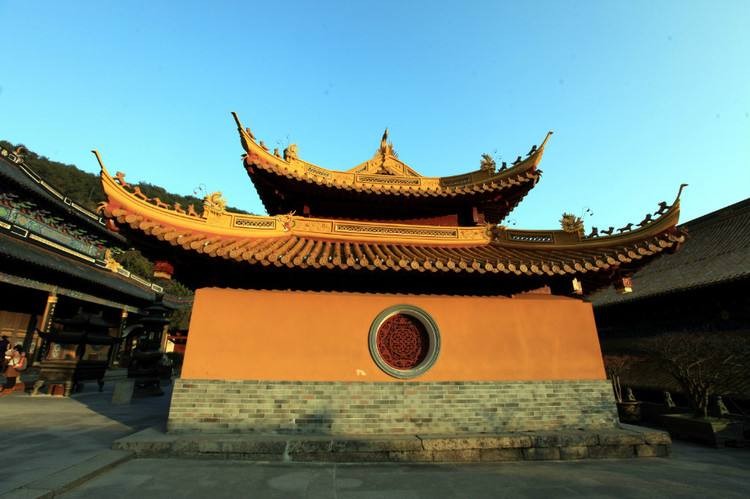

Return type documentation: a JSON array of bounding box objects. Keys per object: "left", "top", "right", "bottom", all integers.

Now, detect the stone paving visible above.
[
  {"left": 1, "top": 382, "right": 749, "bottom": 498},
  {"left": 60, "top": 442, "right": 750, "bottom": 499},
  {"left": 0, "top": 381, "right": 171, "bottom": 497}
]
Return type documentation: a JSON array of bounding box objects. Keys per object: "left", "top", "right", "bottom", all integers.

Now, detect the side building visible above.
[
  {"left": 592, "top": 198, "right": 750, "bottom": 401},
  {"left": 0, "top": 146, "right": 182, "bottom": 367}
]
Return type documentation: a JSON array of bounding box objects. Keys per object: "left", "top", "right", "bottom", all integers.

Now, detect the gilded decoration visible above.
[
  {"left": 275, "top": 213, "right": 296, "bottom": 232},
  {"left": 333, "top": 222, "right": 460, "bottom": 240},
  {"left": 232, "top": 111, "right": 552, "bottom": 196},
  {"left": 355, "top": 174, "right": 421, "bottom": 186},
  {"left": 480, "top": 153, "right": 496, "bottom": 173},
  {"left": 95, "top": 129, "right": 686, "bottom": 287},
  {"left": 283, "top": 144, "right": 299, "bottom": 162},
  {"left": 97, "top": 159, "right": 495, "bottom": 245},
  {"left": 202, "top": 192, "right": 227, "bottom": 218},
  {"left": 98, "top": 149, "right": 682, "bottom": 251},
  {"left": 294, "top": 218, "right": 334, "bottom": 233},
  {"left": 233, "top": 217, "right": 276, "bottom": 229},
  {"left": 103, "top": 249, "right": 123, "bottom": 272},
  {"left": 560, "top": 213, "right": 585, "bottom": 237},
  {"left": 306, "top": 165, "right": 331, "bottom": 178}
]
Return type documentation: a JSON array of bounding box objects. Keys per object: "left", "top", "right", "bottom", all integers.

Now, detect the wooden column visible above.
[
  {"left": 109, "top": 309, "right": 128, "bottom": 367},
  {"left": 22, "top": 314, "right": 38, "bottom": 366},
  {"left": 34, "top": 292, "right": 57, "bottom": 362},
  {"left": 159, "top": 324, "right": 169, "bottom": 353},
  {"left": 39, "top": 292, "right": 58, "bottom": 333}
]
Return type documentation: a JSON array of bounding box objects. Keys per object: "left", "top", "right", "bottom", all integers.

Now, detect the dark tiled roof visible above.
[
  {"left": 591, "top": 198, "right": 750, "bottom": 306},
  {"left": 0, "top": 154, "right": 126, "bottom": 244},
  {"left": 233, "top": 113, "right": 551, "bottom": 223},
  {"left": 103, "top": 203, "right": 684, "bottom": 284},
  {"left": 0, "top": 233, "right": 157, "bottom": 302},
  {"left": 99, "top": 159, "right": 686, "bottom": 292}
]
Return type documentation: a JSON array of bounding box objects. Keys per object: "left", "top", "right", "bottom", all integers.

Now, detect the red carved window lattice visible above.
[{"left": 376, "top": 313, "right": 430, "bottom": 370}]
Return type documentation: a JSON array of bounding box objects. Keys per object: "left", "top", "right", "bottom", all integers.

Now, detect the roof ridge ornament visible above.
[
  {"left": 91, "top": 149, "right": 109, "bottom": 174},
  {"left": 380, "top": 128, "right": 389, "bottom": 152},
  {"left": 676, "top": 183, "right": 688, "bottom": 202},
  {"left": 366, "top": 127, "right": 402, "bottom": 175},
  {"left": 560, "top": 213, "right": 585, "bottom": 237},
  {"left": 378, "top": 127, "right": 397, "bottom": 156},
  {"left": 231, "top": 112, "right": 256, "bottom": 158},
  {"left": 480, "top": 154, "right": 496, "bottom": 173},
  {"left": 283, "top": 144, "right": 299, "bottom": 162},
  {"left": 583, "top": 186, "right": 686, "bottom": 240},
  {"left": 203, "top": 192, "right": 227, "bottom": 218}
]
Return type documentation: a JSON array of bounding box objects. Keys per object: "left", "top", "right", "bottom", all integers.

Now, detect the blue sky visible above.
[{"left": 0, "top": 0, "right": 747, "bottom": 229}]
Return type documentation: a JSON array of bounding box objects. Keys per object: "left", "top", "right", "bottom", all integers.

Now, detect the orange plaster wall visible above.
[{"left": 181, "top": 288, "right": 606, "bottom": 382}]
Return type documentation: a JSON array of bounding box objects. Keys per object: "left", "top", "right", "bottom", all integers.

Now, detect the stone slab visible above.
[
  {"left": 560, "top": 445, "right": 590, "bottom": 460},
  {"left": 111, "top": 379, "right": 135, "bottom": 405},
  {"left": 61, "top": 447, "right": 750, "bottom": 499},
  {"left": 113, "top": 425, "right": 671, "bottom": 463},
  {"left": 332, "top": 437, "right": 423, "bottom": 452},
  {"left": 588, "top": 445, "right": 637, "bottom": 459},
  {"left": 636, "top": 444, "right": 671, "bottom": 457},
  {"left": 522, "top": 447, "right": 561, "bottom": 460},
  {"left": 5, "top": 450, "right": 132, "bottom": 498},
  {"left": 479, "top": 448, "right": 524, "bottom": 461},
  {"left": 1, "top": 488, "right": 54, "bottom": 499}
]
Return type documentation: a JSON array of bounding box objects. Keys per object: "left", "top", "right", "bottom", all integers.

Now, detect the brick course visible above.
[{"left": 168, "top": 379, "right": 618, "bottom": 434}]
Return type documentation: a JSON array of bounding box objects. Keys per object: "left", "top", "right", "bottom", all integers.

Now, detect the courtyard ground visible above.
[{"left": 1, "top": 383, "right": 748, "bottom": 498}]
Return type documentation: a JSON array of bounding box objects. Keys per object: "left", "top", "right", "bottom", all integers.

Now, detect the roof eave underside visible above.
[
  {"left": 0, "top": 232, "right": 156, "bottom": 303},
  {"left": 247, "top": 165, "right": 539, "bottom": 221}
]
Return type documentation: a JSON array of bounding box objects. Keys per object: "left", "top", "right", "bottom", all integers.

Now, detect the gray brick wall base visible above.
[{"left": 168, "top": 379, "right": 619, "bottom": 435}]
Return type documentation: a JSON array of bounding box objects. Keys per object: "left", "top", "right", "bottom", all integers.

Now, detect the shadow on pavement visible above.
[{"left": 0, "top": 378, "right": 172, "bottom": 495}]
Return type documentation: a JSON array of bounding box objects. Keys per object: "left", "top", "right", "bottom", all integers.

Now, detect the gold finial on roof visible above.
[
  {"left": 380, "top": 128, "right": 389, "bottom": 151},
  {"left": 377, "top": 127, "right": 397, "bottom": 158}
]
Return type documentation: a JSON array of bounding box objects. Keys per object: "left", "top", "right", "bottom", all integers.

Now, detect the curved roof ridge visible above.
[
  {"left": 231, "top": 112, "right": 550, "bottom": 196},
  {"left": 97, "top": 151, "right": 682, "bottom": 254}
]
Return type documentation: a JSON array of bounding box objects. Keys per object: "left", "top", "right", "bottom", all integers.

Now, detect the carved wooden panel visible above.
[{"left": 375, "top": 313, "right": 430, "bottom": 370}]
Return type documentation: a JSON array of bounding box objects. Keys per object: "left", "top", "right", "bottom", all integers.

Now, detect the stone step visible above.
[{"left": 113, "top": 425, "right": 671, "bottom": 463}]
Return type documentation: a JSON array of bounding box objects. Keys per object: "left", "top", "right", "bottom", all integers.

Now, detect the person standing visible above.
[
  {"left": 0, "top": 335, "right": 9, "bottom": 372},
  {"left": 1, "top": 345, "right": 27, "bottom": 395}
]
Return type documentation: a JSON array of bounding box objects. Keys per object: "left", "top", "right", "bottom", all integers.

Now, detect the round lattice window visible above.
[{"left": 369, "top": 305, "right": 440, "bottom": 379}]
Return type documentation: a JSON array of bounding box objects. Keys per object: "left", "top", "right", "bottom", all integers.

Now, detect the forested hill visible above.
[{"left": 0, "top": 140, "right": 251, "bottom": 215}]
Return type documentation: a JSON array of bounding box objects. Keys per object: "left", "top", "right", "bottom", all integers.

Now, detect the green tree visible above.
[{"left": 114, "top": 250, "right": 154, "bottom": 280}]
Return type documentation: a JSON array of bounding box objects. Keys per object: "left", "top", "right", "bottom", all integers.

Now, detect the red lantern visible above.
[
  {"left": 615, "top": 276, "right": 633, "bottom": 294},
  {"left": 153, "top": 261, "right": 175, "bottom": 280}
]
